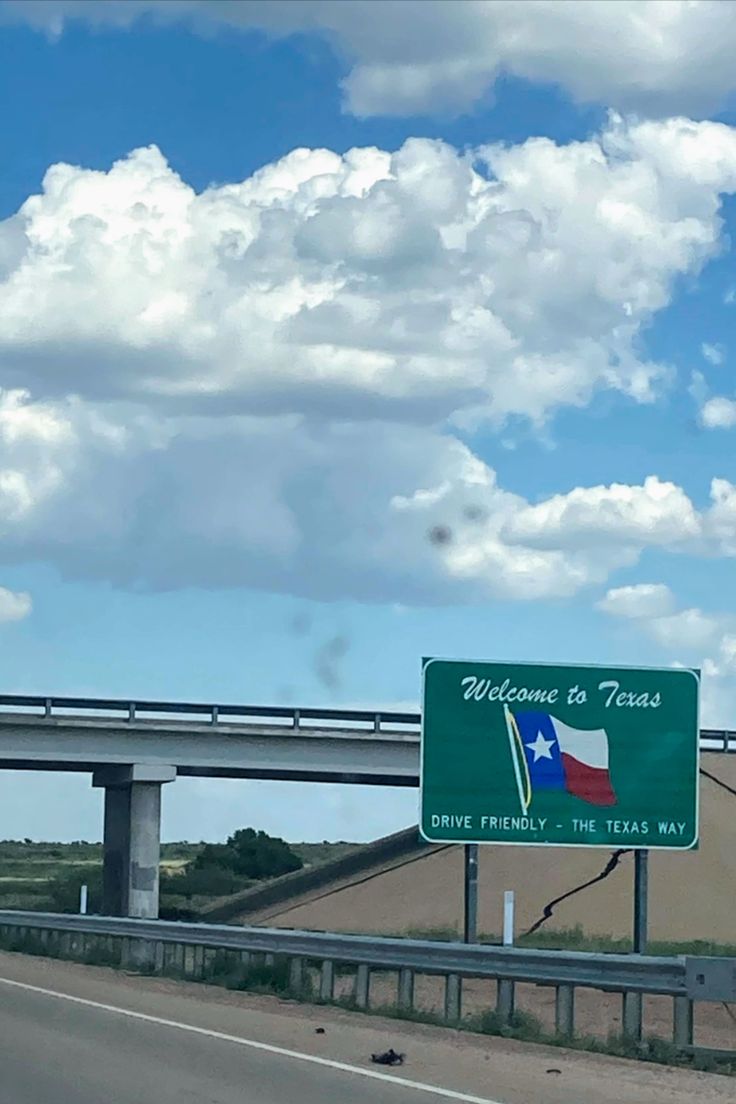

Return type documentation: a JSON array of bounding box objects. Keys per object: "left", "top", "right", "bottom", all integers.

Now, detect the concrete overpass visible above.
[{"left": 0, "top": 693, "right": 733, "bottom": 922}]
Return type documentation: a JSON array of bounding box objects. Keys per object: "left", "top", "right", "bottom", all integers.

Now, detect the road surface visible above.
[{"left": 0, "top": 951, "right": 732, "bottom": 1104}]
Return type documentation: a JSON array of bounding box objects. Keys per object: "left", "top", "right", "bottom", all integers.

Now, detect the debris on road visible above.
[{"left": 370, "top": 1048, "right": 405, "bottom": 1066}]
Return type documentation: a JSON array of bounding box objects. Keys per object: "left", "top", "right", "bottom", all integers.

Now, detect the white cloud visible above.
[
  {"left": 701, "top": 342, "right": 725, "bottom": 366},
  {"left": 0, "top": 119, "right": 735, "bottom": 602},
  {"left": 5, "top": 1, "right": 736, "bottom": 119},
  {"left": 503, "top": 477, "right": 701, "bottom": 551},
  {"left": 0, "top": 388, "right": 669, "bottom": 602},
  {"left": 8, "top": 118, "right": 732, "bottom": 426},
  {"left": 599, "top": 582, "right": 722, "bottom": 654},
  {"left": 690, "top": 370, "right": 736, "bottom": 430},
  {"left": 0, "top": 586, "right": 31, "bottom": 622},
  {"left": 700, "top": 396, "right": 736, "bottom": 429},
  {"left": 646, "top": 608, "right": 721, "bottom": 652},
  {"left": 2, "top": 382, "right": 736, "bottom": 603},
  {"left": 596, "top": 583, "right": 675, "bottom": 620},
  {"left": 598, "top": 584, "right": 736, "bottom": 724}
]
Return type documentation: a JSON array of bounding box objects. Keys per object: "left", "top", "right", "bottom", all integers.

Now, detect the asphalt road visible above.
[
  {"left": 0, "top": 951, "right": 732, "bottom": 1104},
  {"left": 0, "top": 979, "right": 458, "bottom": 1104}
]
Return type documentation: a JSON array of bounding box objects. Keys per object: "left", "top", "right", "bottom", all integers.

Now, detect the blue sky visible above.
[{"left": 1, "top": 1, "right": 736, "bottom": 841}]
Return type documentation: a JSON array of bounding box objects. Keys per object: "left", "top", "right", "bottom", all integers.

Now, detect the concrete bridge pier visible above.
[{"left": 93, "top": 764, "right": 176, "bottom": 918}]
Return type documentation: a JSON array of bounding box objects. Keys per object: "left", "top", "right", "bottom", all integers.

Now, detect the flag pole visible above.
[{"left": 503, "top": 705, "right": 528, "bottom": 814}]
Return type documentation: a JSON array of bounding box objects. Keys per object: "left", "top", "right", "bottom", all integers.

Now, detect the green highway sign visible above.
[{"left": 420, "top": 659, "right": 699, "bottom": 849}]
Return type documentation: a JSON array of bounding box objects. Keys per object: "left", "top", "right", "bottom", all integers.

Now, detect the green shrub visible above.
[
  {"left": 160, "top": 866, "right": 249, "bottom": 899},
  {"left": 192, "top": 827, "right": 302, "bottom": 881}
]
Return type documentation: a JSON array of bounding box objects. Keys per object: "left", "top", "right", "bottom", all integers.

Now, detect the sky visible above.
[{"left": 0, "top": 0, "right": 736, "bottom": 842}]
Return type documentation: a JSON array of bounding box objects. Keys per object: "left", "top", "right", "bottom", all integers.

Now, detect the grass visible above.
[
  {"left": 0, "top": 838, "right": 359, "bottom": 913},
  {"left": 403, "top": 924, "right": 736, "bottom": 958}
]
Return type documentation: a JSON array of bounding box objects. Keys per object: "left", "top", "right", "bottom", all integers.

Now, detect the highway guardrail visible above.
[{"left": 0, "top": 909, "right": 720, "bottom": 1052}]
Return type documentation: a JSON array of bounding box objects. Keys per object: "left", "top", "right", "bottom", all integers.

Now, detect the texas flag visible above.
[{"left": 506, "top": 709, "right": 616, "bottom": 810}]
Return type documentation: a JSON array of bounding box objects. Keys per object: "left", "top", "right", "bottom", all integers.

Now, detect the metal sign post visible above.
[
  {"left": 623, "top": 848, "right": 650, "bottom": 1040},
  {"left": 463, "top": 844, "right": 478, "bottom": 943},
  {"left": 633, "top": 849, "right": 649, "bottom": 954}
]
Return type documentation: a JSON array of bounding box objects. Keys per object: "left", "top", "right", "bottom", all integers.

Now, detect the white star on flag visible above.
[{"left": 525, "top": 732, "right": 555, "bottom": 762}]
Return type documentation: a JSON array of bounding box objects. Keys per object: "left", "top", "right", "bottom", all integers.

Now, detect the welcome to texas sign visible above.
[{"left": 420, "top": 659, "right": 699, "bottom": 849}]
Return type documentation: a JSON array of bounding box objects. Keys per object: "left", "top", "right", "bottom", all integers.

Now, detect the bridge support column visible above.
[{"left": 93, "top": 765, "right": 176, "bottom": 918}]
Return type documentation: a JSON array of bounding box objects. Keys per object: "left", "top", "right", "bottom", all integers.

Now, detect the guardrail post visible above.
[
  {"left": 555, "top": 985, "right": 575, "bottom": 1037},
  {"left": 496, "top": 978, "right": 515, "bottom": 1022},
  {"left": 673, "top": 995, "right": 694, "bottom": 1049},
  {"left": 124, "top": 938, "right": 155, "bottom": 972},
  {"left": 319, "top": 959, "right": 335, "bottom": 1002},
  {"left": 289, "top": 957, "right": 304, "bottom": 994},
  {"left": 398, "top": 967, "right": 414, "bottom": 1011},
  {"left": 354, "top": 964, "right": 370, "bottom": 1009},
  {"left": 444, "top": 974, "right": 461, "bottom": 1024},
  {"left": 622, "top": 991, "right": 643, "bottom": 1042}
]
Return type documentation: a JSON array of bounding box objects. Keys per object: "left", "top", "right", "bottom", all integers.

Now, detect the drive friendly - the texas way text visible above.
[{"left": 427, "top": 813, "right": 690, "bottom": 837}]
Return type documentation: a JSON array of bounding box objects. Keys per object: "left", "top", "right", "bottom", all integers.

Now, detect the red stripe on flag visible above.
[{"left": 561, "top": 753, "right": 616, "bottom": 807}]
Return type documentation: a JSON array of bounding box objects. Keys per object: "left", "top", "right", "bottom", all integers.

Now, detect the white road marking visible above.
[{"left": 0, "top": 975, "right": 504, "bottom": 1104}]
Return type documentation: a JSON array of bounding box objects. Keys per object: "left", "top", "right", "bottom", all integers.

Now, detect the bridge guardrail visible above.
[{"left": 0, "top": 693, "right": 733, "bottom": 749}]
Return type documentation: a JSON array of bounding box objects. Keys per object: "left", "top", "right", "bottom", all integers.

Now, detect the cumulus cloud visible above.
[
  {"left": 689, "top": 370, "right": 736, "bottom": 431},
  {"left": 700, "top": 396, "right": 736, "bottom": 429},
  {"left": 3, "top": 115, "right": 736, "bottom": 426},
  {"left": 5, "top": 1, "right": 736, "bottom": 119},
  {"left": 503, "top": 477, "right": 701, "bottom": 551},
  {"left": 598, "top": 584, "right": 736, "bottom": 724},
  {"left": 0, "top": 118, "right": 736, "bottom": 602},
  {"left": 3, "top": 382, "right": 736, "bottom": 602},
  {"left": 596, "top": 583, "right": 676, "bottom": 620}
]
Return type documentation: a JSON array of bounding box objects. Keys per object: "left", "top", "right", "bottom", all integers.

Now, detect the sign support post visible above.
[
  {"left": 623, "top": 848, "right": 650, "bottom": 1040},
  {"left": 463, "top": 844, "right": 478, "bottom": 943},
  {"left": 633, "top": 849, "right": 649, "bottom": 954}
]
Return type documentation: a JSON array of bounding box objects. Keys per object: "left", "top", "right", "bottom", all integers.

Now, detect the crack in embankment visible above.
[
  {"left": 524, "top": 848, "right": 632, "bottom": 937},
  {"left": 526, "top": 764, "right": 736, "bottom": 936}
]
